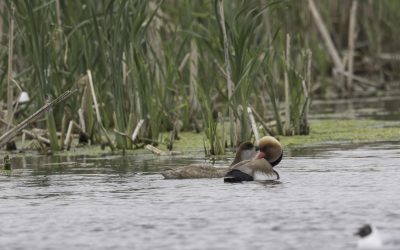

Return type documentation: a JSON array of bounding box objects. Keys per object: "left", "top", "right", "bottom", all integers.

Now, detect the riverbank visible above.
[{"left": 1, "top": 118, "right": 399, "bottom": 160}]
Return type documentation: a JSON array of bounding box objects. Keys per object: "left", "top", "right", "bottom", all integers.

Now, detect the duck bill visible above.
[{"left": 255, "top": 152, "right": 266, "bottom": 159}]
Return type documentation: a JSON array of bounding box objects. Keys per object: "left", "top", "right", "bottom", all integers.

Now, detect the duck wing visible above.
[{"left": 229, "top": 159, "right": 278, "bottom": 180}]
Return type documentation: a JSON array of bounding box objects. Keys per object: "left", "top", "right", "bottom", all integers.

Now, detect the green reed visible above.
[{"left": 0, "top": 0, "right": 399, "bottom": 152}]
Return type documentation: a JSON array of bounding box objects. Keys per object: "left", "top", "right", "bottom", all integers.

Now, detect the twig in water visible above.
[
  {"left": 145, "top": 144, "right": 167, "bottom": 156},
  {"left": 22, "top": 129, "right": 50, "bottom": 145}
]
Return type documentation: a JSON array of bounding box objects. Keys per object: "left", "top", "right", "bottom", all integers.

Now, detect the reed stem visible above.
[
  {"left": 284, "top": 33, "right": 291, "bottom": 135},
  {"left": 6, "top": 3, "right": 14, "bottom": 129},
  {"left": 247, "top": 107, "right": 260, "bottom": 144},
  {"left": 218, "top": 0, "right": 235, "bottom": 148},
  {"left": 347, "top": 0, "right": 358, "bottom": 95},
  {"left": 87, "top": 70, "right": 115, "bottom": 151},
  {"left": 308, "top": 0, "right": 344, "bottom": 72}
]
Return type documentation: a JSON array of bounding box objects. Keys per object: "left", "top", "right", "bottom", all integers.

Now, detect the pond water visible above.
[
  {"left": 1, "top": 143, "right": 400, "bottom": 250},
  {"left": 311, "top": 94, "right": 400, "bottom": 120}
]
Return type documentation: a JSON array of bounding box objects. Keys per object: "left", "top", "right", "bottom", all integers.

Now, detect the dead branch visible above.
[{"left": 0, "top": 89, "right": 77, "bottom": 148}]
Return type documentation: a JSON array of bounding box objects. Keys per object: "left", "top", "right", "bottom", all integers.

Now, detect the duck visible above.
[
  {"left": 224, "top": 136, "right": 282, "bottom": 182},
  {"left": 162, "top": 136, "right": 283, "bottom": 181},
  {"left": 162, "top": 141, "right": 257, "bottom": 179},
  {"left": 355, "top": 224, "right": 383, "bottom": 249},
  {"left": 161, "top": 163, "right": 227, "bottom": 179}
]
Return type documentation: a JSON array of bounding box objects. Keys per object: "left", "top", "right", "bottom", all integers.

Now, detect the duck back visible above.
[{"left": 162, "top": 164, "right": 228, "bottom": 179}]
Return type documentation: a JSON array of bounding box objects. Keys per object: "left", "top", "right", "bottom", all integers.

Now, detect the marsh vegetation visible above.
[{"left": 0, "top": 0, "right": 399, "bottom": 155}]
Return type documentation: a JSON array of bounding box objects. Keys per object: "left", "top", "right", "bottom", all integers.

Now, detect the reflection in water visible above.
[
  {"left": 255, "top": 180, "right": 282, "bottom": 188},
  {"left": 311, "top": 95, "right": 400, "bottom": 120},
  {"left": 1, "top": 143, "right": 400, "bottom": 250}
]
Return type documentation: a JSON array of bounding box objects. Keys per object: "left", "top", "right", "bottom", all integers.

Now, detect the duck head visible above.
[
  {"left": 355, "top": 224, "right": 373, "bottom": 238},
  {"left": 255, "top": 136, "right": 283, "bottom": 167}
]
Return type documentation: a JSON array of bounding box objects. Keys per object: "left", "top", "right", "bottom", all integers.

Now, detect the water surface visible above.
[
  {"left": 311, "top": 94, "right": 400, "bottom": 120},
  {"left": 1, "top": 143, "right": 400, "bottom": 250}
]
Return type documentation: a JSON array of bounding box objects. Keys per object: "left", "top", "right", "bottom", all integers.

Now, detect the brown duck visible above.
[{"left": 162, "top": 136, "right": 283, "bottom": 181}]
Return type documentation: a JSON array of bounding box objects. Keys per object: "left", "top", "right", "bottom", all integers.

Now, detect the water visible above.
[
  {"left": 311, "top": 95, "right": 400, "bottom": 120},
  {"left": 1, "top": 143, "right": 400, "bottom": 250}
]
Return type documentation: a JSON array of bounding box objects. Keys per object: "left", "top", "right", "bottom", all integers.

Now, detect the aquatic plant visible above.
[{"left": 0, "top": 0, "right": 398, "bottom": 153}]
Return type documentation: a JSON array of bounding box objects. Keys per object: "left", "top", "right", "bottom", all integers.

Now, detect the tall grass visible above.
[
  {"left": 0, "top": 0, "right": 399, "bottom": 152},
  {"left": 12, "top": 1, "right": 62, "bottom": 150}
]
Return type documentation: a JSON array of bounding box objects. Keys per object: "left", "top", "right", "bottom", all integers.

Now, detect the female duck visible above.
[{"left": 161, "top": 141, "right": 256, "bottom": 179}]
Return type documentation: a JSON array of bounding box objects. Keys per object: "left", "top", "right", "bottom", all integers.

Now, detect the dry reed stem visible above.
[
  {"left": 113, "top": 129, "right": 127, "bottom": 137},
  {"left": 55, "top": 0, "right": 62, "bottom": 28},
  {"left": 308, "top": 0, "right": 344, "bottom": 72},
  {"left": 219, "top": 111, "right": 225, "bottom": 150},
  {"left": 122, "top": 52, "right": 127, "bottom": 86},
  {"left": 247, "top": 107, "right": 260, "bottom": 144},
  {"left": 303, "top": 50, "right": 312, "bottom": 131},
  {"left": 284, "top": 33, "right": 291, "bottom": 135},
  {"left": 60, "top": 112, "right": 67, "bottom": 150},
  {"left": 6, "top": 3, "right": 14, "bottom": 129},
  {"left": 251, "top": 107, "right": 275, "bottom": 136},
  {"left": 307, "top": 49, "right": 312, "bottom": 94},
  {"left": 178, "top": 53, "right": 190, "bottom": 72},
  {"left": 2, "top": 120, "right": 55, "bottom": 146},
  {"left": 80, "top": 83, "right": 91, "bottom": 134},
  {"left": 189, "top": 39, "right": 200, "bottom": 117},
  {"left": 301, "top": 79, "right": 309, "bottom": 133},
  {"left": 131, "top": 119, "right": 144, "bottom": 142},
  {"left": 78, "top": 108, "right": 86, "bottom": 132},
  {"left": 87, "top": 70, "right": 102, "bottom": 124},
  {"left": 87, "top": 70, "right": 115, "bottom": 151},
  {"left": 147, "top": 1, "right": 164, "bottom": 85},
  {"left": 145, "top": 144, "right": 166, "bottom": 156},
  {"left": 0, "top": 89, "right": 76, "bottom": 147},
  {"left": 71, "top": 120, "right": 86, "bottom": 134},
  {"left": 0, "top": 1, "right": 4, "bottom": 47},
  {"left": 22, "top": 129, "right": 50, "bottom": 145},
  {"left": 21, "top": 131, "right": 26, "bottom": 146},
  {"left": 65, "top": 120, "right": 74, "bottom": 150},
  {"left": 80, "top": 84, "right": 90, "bottom": 112},
  {"left": 335, "top": 70, "right": 377, "bottom": 87},
  {"left": 347, "top": 0, "right": 358, "bottom": 94},
  {"left": 378, "top": 53, "right": 400, "bottom": 61}
]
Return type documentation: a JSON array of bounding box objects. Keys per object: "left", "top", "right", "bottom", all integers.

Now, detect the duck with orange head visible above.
[{"left": 224, "top": 136, "right": 282, "bottom": 182}]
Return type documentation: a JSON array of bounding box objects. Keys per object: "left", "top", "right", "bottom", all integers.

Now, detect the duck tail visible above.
[
  {"left": 223, "top": 176, "right": 242, "bottom": 183},
  {"left": 223, "top": 169, "right": 253, "bottom": 183}
]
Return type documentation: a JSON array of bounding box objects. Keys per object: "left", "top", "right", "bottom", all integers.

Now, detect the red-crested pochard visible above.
[{"left": 224, "top": 136, "right": 282, "bottom": 182}]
